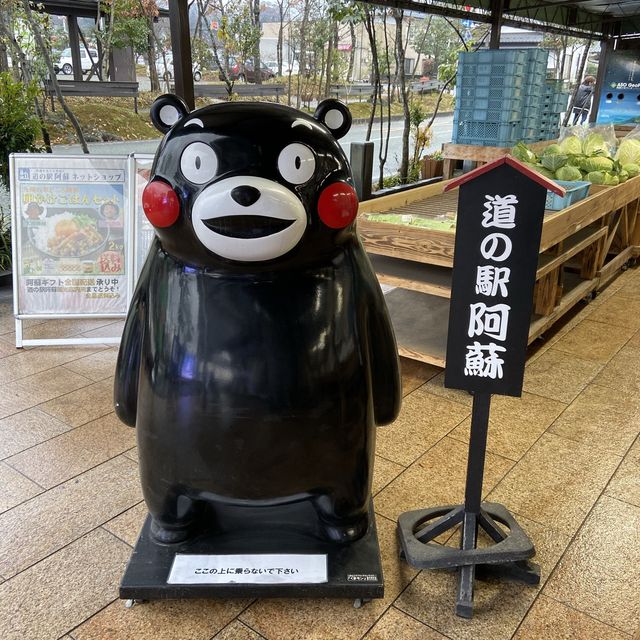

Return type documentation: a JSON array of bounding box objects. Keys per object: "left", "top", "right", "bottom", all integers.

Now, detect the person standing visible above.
[{"left": 572, "top": 76, "right": 596, "bottom": 125}]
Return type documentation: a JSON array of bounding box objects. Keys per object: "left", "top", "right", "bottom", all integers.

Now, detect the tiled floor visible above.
[{"left": 0, "top": 267, "right": 639, "bottom": 640}]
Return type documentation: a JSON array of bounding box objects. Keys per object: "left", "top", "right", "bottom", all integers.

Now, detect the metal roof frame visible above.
[{"left": 358, "top": 0, "right": 640, "bottom": 40}]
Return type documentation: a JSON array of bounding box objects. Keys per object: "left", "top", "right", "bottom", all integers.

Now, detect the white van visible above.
[{"left": 57, "top": 47, "right": 98, "bottom": 75}]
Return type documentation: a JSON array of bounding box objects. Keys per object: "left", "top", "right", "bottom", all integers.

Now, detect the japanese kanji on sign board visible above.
[{"left": 443, "top": 157, "right": 565, "bottom": 397}]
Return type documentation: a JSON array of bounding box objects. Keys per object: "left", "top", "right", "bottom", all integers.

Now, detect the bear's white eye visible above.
[
  {"left": 278, "top": 143, "right": 316, "bottom": 185},
  {"left": 180, "top": 142, "right": 218, "bottom": 184}
]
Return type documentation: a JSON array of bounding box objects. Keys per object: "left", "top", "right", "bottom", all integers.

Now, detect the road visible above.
[{"left": 53, "top": 114, "right": 455, "bottom": 177}]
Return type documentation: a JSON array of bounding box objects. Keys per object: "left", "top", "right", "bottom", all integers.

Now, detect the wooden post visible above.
[
  {"left": 168, "top": 0, "right": 195, "bottom": 110},
  {"left": 68, "top": 15, "right": 83, "bottom": 81},
  {"left": 489, "top": 0, "right": 505, "bottom": 50}
]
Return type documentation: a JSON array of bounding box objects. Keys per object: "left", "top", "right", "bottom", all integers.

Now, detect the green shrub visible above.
[{"left": 0, "top": 72, "right": 41, "bottom": 187}]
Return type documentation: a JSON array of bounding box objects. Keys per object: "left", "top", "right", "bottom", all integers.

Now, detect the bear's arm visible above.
[
  {"left": 113, "top": 246, "right": 154, "bottom": 427},
  {"left": 363, "top": 269, "right": 402, "bottom": 426}
]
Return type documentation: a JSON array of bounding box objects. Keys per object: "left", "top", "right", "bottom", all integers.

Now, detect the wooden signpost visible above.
[{"left": 397, "top": 156, "right": 566, "bottom": 618}]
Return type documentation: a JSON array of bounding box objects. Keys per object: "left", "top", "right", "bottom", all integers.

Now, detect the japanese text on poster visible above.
[{"left": 13, "top": 156, "right": 129, "bottom": 315}]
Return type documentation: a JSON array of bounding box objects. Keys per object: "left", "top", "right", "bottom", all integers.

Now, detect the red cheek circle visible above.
[
  {"left": 317, "top": 182, "right": 359, "bottom": 229},
  {"left": 142, "top": 180, "right": 180, "bottom": 228}
]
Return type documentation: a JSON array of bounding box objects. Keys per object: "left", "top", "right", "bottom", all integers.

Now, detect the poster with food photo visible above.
[{"left": 13, "top": 156, "right": 130, "bottom": 316}]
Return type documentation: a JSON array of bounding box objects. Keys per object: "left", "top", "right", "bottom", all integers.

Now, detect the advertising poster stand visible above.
[
  {"left": 10, "top": 153, "right": 134, "bottom": 347},
  {"left": 397, "top": 157, "right": 566, "bottom": 618}
]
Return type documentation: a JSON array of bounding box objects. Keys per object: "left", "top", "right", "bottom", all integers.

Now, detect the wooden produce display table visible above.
[{"left": 358, "top": 176, "right": 640, "bottom": 367}]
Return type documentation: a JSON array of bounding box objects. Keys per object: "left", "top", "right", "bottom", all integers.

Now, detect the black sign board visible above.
[{"left": 444, "top": 157, "right": 564, "bottom": 397}]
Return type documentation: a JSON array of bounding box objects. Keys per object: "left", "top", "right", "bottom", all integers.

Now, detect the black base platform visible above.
[{"left": 120, "top": 501, "right": 384, "bottom": 601}]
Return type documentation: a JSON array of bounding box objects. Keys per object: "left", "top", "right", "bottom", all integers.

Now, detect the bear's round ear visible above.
[
  {"left": 150, "top": 94, "right": 189, "bottom": 133},
  {"left": 314, "top": 99, "right": 352, "bottom": 139}
]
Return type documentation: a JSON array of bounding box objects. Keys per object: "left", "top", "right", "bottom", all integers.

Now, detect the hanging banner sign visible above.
[
  {"left": 11, "top": 154, "right": 130, "bottom": 316},
  {"left": 443, "top": 157, "right": 561, "bottom": 397}
]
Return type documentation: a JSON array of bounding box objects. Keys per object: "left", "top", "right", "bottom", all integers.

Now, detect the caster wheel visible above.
[
  {"left": 353, "top": 598, "right": 371, "bottom": 609},
  {"left": 124, "top": 598, "right": 147, "bottom": 609}
]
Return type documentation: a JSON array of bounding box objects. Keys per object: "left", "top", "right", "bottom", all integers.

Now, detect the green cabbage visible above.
[
  {"left": 618, "top": 170, "right": 629, "bottom": 183},
  {"left": 623, "top": 163, "right": 640, "bottom": 178},
  {"left": 541, "top": 153, "right": 568, "bottom": 172},
  {"left": 543, "top": 143, "right": 563, "bottom": 156},
  {"left": 615, "top": 139, "right": 640, "bottom": 166},
  {"left": 560, "top": 136, "right": 582, "bottom": 155},
  {"left": 532, "top": 164, "right": 556, "bottom": 179},
  {"left": 511, "top": 142, "right": 537, "bottom": 164},
  {"left": 586, "top": 171, "right": 606, "bottom": 184},
  {"left": 567, "top": 155, "right": 586, "bottom": 167},
  {"left": 583, "top": 133, "right": 609, "bottom": 156},
  {"left": 581, "top": 156, "right": 614, "bottom": 173},
  {"left": 555, "top": 165, "right": 582, "bottom": 181},
  {"left": 604, "top": 173, "right": 619, "bottom": 186}
]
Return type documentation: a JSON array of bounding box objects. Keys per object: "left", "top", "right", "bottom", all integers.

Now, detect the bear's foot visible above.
[
  {"left": 319, "top": 513, "right": 369, "bottom": 544},
  {"left": 150, "top": 518, "right": 191, "bottom": 544}
]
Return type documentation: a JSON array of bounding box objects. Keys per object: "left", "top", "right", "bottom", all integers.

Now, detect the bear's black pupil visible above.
[
  {"left": 195, "top": 156, "right": 201, "bottom": 170},
  {"left": 295, "top": 156, "right": 301, "bottom": 170}
]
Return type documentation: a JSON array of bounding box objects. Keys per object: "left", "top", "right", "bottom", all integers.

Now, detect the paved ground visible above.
[
  {"left": 0, "top": 263, "right": 639, "bottom": 639},
  {"left": 52, "top": 115, "right": 456, "bottom": 178}
]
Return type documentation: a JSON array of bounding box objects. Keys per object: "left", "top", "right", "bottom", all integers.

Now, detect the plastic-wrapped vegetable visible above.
[
  {"left": 623, "top": 163, "right": 640, "bottom": 178},
  {"left": 541, "top": 153, "right": 568, "bottom": 172},
  {"left": 582, "top": 133, "right": 609, "bottom": 156},
  {"left": 560, "top": 136, "right": 582, "bottom": 155},
  {"left": 615, "top": 139, "right": 640, "bottom": 166},
  {"left": 586, "top": 171, "right": 606, "bottom": 184},
  {"left": 555, "top": 165, "right": 582, "bottom": 181},
  {"left": 581, "top": 156, "right": 614, "bottom": 173},
  {"left": 511, "top": 142, "right": 537, "bottom": 164}
]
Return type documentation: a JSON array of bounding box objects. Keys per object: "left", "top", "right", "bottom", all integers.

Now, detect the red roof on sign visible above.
[{"left": 443, "top": 155, "right": 566, "bottom": 196}]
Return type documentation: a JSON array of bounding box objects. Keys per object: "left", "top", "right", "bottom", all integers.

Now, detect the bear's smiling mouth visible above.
[{"left": 202, "top": 215, "right": 295, "bottom": 239}]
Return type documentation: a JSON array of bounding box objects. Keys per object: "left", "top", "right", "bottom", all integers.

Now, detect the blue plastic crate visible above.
[
  {"left": 459, "top": 74, "right": 524, "bottom": 89},
  {"left": 454, "top": 136, "right": 515, "bottom": 147},
  {"left": 454, "top": 119, "right": 521, "bottom": 145},
  {"left": 527, "top": 49, "right": 549, "bottom": 63},
  {"left": 545, "top": 180, "right": 590, "bottom": 211},
  {"left": 456, "top": 107, "right": 521, "bottom": 122},
  {"left": 458, "top": 85, "right": 523, "bottom": 101},
  {"left": 460, "top": 49, "right": 528, "bottom": 65},
  {"left": 458, "top": 61, "right": 526, "bottom": 77},
  {"left": 457, "top": 95, "right": 523, "bottom": 111}
]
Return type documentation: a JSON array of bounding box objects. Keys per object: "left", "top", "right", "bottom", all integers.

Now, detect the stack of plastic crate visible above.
[
  {"left": 453, "top": 49, "right": 527, "bottom": 147},
  {"left": 520, "top": 49, "right": 549, "bottom": 143},
  {"left": 539, "top": 80, "right": 569, "bottom": 140}
]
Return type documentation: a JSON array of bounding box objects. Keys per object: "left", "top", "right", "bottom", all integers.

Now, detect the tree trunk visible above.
[
  {"left": 20, "top": 0, "right": 89, "bottom": 153},
  {"left": 394, "top": 9, "right": 410, "bottom": 182},
  {"left": 277, "top": 2, "right": 284, "bottom": 76},
  {"left": 147, "top": 17, "right": 160, "bottom": 92},
  {"left": 0, "top": 7, "right": 9, "bottom": 73},
  {"left": 252, "top": 0, "right": 262, "bottom": 84},
  {"left": 363, "top": 8, "right": 379, "bottom": 141},
  {"left": 101, "top": 0, "right": 116, "bottom": 79},
  {"left": 347, "top": 22, "right": 356, "bottom": 82},
  {"left": 325, "top": 21, "right": 335, "bottom": 97},
  {"left": 296, "top": 0, "right": 310, "bottom": 108}
]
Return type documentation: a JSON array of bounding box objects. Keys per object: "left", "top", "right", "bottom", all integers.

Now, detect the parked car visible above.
[
  {"left": 56, "top": 47, "right": 98, "bottom": 75},
  {"left": 157, "top": 53, "right": 203, "bottom": 82},
  {"left": 219, "top": 60, "right": 275, "bottom": 83}
]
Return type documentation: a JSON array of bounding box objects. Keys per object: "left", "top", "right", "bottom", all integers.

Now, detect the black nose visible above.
[{"left": 231, "top": 185, "right": 261, "bottom": 207}]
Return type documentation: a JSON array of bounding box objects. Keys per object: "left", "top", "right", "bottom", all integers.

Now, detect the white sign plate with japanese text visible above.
[{"left": 167, "top": 553, "right": 328, "bottom": 585}]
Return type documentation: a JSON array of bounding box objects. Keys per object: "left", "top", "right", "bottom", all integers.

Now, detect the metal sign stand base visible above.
[
  {"left": 121, "top": 500, "right": 384, "bottom": 605},
  {"left": 397, "top": 393, "right": 539, "bottom": 618}
]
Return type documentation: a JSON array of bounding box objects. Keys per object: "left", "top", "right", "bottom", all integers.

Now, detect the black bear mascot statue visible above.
[{"left": 115, "top": 94, "right": 401, "bottom": 549}]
